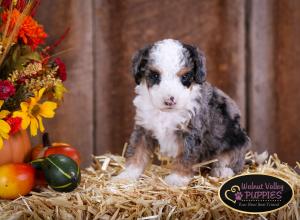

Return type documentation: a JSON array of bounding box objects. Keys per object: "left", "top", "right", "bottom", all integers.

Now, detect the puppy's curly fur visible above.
[{"left": 115, "top": 39, "right": 250, "bottom": 186}]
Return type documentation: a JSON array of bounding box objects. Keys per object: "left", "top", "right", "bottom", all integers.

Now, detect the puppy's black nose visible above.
[{"left": 164, "top": 96, "right": 176, "bottom": 106}]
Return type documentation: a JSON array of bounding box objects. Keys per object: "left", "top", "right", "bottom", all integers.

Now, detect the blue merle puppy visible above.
[{"left": 115, "top": 39, "right": 250, "bottom": 186}]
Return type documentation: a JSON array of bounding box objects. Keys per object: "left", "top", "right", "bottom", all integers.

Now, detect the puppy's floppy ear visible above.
[
  {"left": 183, "top": 44, "right": 207, "bottom": 84},
  {"left": 132, "top": 44, "right": 152, "bottom": 85}
]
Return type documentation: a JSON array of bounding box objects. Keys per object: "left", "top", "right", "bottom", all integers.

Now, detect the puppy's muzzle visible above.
[{"left": 164, "top": 96, "right": 176, "bottom": 106}]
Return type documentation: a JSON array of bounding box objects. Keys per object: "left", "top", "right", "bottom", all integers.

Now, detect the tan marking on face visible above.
[
  {"left": 148, "top": 66, "right": 162, "bottom": 75},
  {"left": 189, "top": 84, "right": 194, "bottom": 91},
  {"left": 176, "top": 67, "right": 192, "bottom": 77}
]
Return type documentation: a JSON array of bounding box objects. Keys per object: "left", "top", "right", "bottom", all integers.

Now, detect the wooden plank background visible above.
[{"left": 34, "top": 0, "right": 300, "bottom": 167}]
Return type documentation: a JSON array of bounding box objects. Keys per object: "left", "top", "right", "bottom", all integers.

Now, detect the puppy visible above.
[{"left": 115, "top": 39, "right": 250, "bottom": 186}]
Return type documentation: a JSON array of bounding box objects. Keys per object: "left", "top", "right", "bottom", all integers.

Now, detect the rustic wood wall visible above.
[
  {"left": 248, "top": 0, "right": 300, "bottom": 164},
  {"left": 35, "top": 0, "right": 300, "bottom": 167}
]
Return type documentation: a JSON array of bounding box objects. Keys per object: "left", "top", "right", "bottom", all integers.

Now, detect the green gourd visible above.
[{"left": 42, "top": 154, "right": 81, "bottom": 192}]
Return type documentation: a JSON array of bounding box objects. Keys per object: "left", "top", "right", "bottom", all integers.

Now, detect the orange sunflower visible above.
[{"left": 1, "top": 9, "right": 47, "bottom": 49}]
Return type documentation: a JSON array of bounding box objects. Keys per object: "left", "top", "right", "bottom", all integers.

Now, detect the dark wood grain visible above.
[
  {"left": 32, "top": 0, "right": 300, "bottom": 167},
  {"left": 275, "top": 0, "right": 300, "bottom": 164},
  {"left": 248, "top": 0, "right": 277, "bottom": 153},
  {"left": 93, "top": 0, "right": 247, "bottom": 156}
]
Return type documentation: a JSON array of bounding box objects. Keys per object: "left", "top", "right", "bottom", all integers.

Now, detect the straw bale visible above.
[{"left": 0, "top": 152, "right": 299, "bottom": 220}]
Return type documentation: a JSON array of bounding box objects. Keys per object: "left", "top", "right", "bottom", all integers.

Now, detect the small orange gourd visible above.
[{"left": 0, "top": 130, "right": 31, "bottom": 165}]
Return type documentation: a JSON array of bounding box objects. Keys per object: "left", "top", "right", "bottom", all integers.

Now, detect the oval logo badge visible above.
[{"left": 218, "top": 173, "right": 294, "bottom": 214}]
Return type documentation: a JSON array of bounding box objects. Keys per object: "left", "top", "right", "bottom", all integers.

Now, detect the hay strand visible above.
[{"left": 0, "top": 151, "right": 299, "bottom": 219}]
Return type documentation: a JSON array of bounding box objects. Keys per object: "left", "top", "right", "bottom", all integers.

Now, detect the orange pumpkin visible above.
[
  {"left": 31, "top": 133, "right": 81, "bottom": 165},
  {"left": 0, "top": 163, "right": 35, "bottom": 199},
  {"left": 0, "top": 130, "right": 31, "bottom": 166},
  {"left": 31, "top": 142, "right": 71, "bottom": 160}
]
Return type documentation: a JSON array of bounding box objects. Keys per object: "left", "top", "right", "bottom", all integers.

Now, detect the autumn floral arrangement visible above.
[{"left": 0, "top": 0, "right": 67, "bottom": 148}]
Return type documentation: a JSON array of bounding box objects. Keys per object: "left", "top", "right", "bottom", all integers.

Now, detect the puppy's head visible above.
[{"left": 132, "top": 39, "right": 206, "bottom": 111}]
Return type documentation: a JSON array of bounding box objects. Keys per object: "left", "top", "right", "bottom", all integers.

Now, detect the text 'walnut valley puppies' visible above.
[{"left": 114, "top": 39, "right": 251, "bottom": 186}]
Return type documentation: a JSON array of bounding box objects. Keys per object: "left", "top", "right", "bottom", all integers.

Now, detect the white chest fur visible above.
[
  {"left": 135, "top": 108, "right": 185, "bottom": 158},
  {"left": 133, "top": 90, "right": 193, "bottom": 158},
  {"left": 133, "top": 84, "right": 200, "bottom": 158}
]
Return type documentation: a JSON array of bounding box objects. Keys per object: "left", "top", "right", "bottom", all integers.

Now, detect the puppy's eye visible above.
[
  {"left": 149, "top": 71, "right": 160, "bottom": 80},
  {"left": 181, "top": 72, "right": 193, "bottom": 87},
  {"left": 181, "top": 74, "right": 188, "bottom": 80},
  {"left": 147, "top": 70, "right": 161, "bottom": 86}
]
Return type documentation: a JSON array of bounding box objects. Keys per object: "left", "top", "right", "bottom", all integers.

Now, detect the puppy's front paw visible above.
[
  {"left": 112, "top": 165, "right": 142, "bottom": 181},
  {"left": 210, "top": 167, "right": 234, "bottom": 179},
  {"left": 164, "top": 173, "right": 191, "bottom": 187}
]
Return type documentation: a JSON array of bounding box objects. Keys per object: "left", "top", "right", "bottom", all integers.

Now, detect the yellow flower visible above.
[
  {"left": 13, "top": 88, "right": 57, "bottom": 136},
  {"left": 54, "top": 82, "right": 67, "bottom": 101},
  {"left": 0, "top": 100, "right": 11, "bottom": 149}
]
